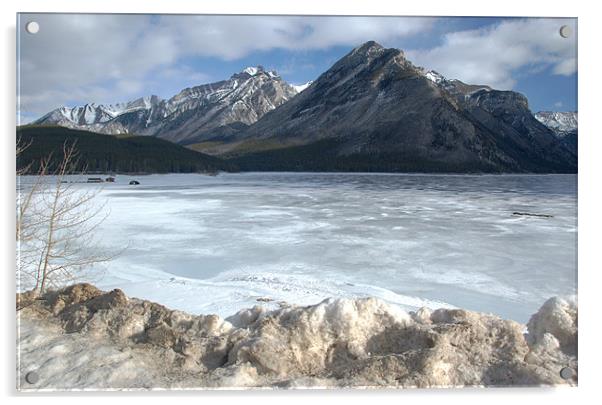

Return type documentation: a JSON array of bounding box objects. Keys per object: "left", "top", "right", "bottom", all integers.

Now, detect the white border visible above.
[{"left": 2, "top": 0, "right": 600, "bottom": 404}]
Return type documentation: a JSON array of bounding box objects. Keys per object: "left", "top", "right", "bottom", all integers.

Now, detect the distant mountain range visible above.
[
  {"left": 534, "top": 111, "right": 577, "bottom": 154},
  {"left": 30, "top": 41, "right": 577, "bottom": 173},
  {"left": 534, "top": 111, "right": 577, "bottom": 136},
  {"left": 34, "top": 66, "right": 300, "bottom": 144}
]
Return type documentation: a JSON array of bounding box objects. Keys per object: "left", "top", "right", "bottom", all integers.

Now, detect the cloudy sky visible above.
[{"left": 17, "top": 14, "right": 577, "bottom": 123}]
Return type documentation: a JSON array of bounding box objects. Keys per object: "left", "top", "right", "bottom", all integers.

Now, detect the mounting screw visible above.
[
  {"left": 560, "top": 367, "right": 574, "bottom": 380},
  {"left": 25, "top": 371, "right": 39, "bottom": 384},
  {"left": 559, "top": 25, "right": 572, "bottom": 39},
  {"left": 25, "top": 21, "right": 40, "bottom": 35}
]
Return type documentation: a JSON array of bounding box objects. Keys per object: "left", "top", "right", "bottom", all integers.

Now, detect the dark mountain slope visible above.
[{"left": 230, "top": 41, "right": 576, "bottom": 173}]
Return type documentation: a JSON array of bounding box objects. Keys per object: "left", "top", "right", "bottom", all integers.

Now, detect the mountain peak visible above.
[
  {"left": 357, "top": 40, "right": 383, "bottom": 50},
  {"left": 235, "top": 65, "right": 280, "bottom": 79},
  {"left": 352, "top": 40, "right": 385, "bottom": 56},
  {"left": 344, "top": 41, "right": 407, "bottom": 68},
  {"left": 242, "top": 66, "right": 264, "bottom": 76}
]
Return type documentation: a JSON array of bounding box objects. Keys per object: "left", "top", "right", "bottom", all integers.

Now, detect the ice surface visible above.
[{"left": 18, "top": 173, "right": 577, "bottom": 323}]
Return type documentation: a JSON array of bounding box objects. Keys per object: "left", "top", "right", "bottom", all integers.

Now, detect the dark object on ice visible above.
[
  {"left": 25, "top": 371, "right": 39, "bottom": 384},
  {"left": 105, "top": 176, "right": 116, "bottom": 182},
  {"left": 129, "top": 180, "right": 140, "bottom": 185},
  {"left": 512, "top": 212, "right": 554, "bottom": 218},
  {"left": 87, "top": 177, "right": 103, "bottom": 183}
]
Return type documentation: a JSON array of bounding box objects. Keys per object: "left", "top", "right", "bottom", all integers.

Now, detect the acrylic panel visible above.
[{"left": 16, "top": 13, "right": 578, "bottom": 390}]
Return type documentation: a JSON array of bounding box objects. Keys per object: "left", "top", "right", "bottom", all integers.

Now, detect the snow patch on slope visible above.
[
  {"left": 292, "top": 81, "right": 313, "bottom": 93},
  {"left": 243, "top": 67, "right": 259, "bottom": 76},
  {"left": 425, "top": 70, "right": 445, "bottom": 84}
]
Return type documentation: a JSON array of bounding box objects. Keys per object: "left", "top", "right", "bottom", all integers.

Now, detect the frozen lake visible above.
[{"left": 33, "top": 172, "right": 579, "bottom": 323}]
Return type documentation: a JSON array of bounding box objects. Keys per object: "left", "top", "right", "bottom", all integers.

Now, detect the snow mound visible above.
[
  {"left": 17, "top": 284, "right": 577, "bottom": 390},
  {"left": 228, "top": 297, "right": 412, "bottom": 377},
  {"left": 527, "top": 296, "right": 577, "bottom": 353}
]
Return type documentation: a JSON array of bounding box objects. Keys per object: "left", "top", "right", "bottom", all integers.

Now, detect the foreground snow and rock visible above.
[{"left": 17, "top": 284, "right": 577, "bottom": 390}]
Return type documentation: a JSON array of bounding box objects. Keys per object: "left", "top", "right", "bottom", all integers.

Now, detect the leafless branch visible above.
[{"left": 17, "top": 139, "right": 119, "bottom": 294}]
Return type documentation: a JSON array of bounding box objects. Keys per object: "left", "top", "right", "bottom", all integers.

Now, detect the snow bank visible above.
[
  {"left": 17, "top": 284, "right": 577, "bottom": 390},
  {"left": 527, "top": 296, "right": 577, "bottom": 351}
]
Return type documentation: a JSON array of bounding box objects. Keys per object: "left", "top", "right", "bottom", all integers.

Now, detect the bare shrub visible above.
[{"left": 17, "top": 140, "right": 116, "bottom": 294}]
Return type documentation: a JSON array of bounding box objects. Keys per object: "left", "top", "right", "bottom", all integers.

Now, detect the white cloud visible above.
[
  {"left": 17, "top": 15, "right": 577, "bottom": 122},
  {"left": 157, "top": 15, "right": 436, "bottom": 60},
  {"left": 407, "top": 18, "right": 577, "bottom": 90},
  {"left": 553, "top": 57, "right": 577, "bottom": 76},
  {"left": 18, "top": 14, "right": 435, "bottom": 119}
]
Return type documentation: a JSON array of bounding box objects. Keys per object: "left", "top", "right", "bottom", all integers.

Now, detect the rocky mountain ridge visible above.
[
  {"left": 32, "top": 41, "right": 577, "bottom": 173},
  {"left": 227, "top": 41, "right": 576, "bottom": 173},
  {"left": 34, "top": 66, "right": 298, "bottom": 144},
  {"left": 535, "top": 111, "right": 578, "bottom": 137}
]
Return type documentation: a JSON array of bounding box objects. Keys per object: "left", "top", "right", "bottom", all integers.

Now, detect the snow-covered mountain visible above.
[
  {"left": 35, "top": 96, "right": 163, "bottom": 133},
  {"left": 34, "top": 66, "right": 299, "bottom": 144},
  {"left": 534, "top": 111, "right": 578, "bottom": 137}
]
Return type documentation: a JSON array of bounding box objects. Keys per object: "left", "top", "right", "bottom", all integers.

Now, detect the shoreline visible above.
[
  {"left": 93, "top": 266, "right": 459, "bottom": 322},
  {"left": 18, "top": 171, "right": 579, "bottom": 177}
]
